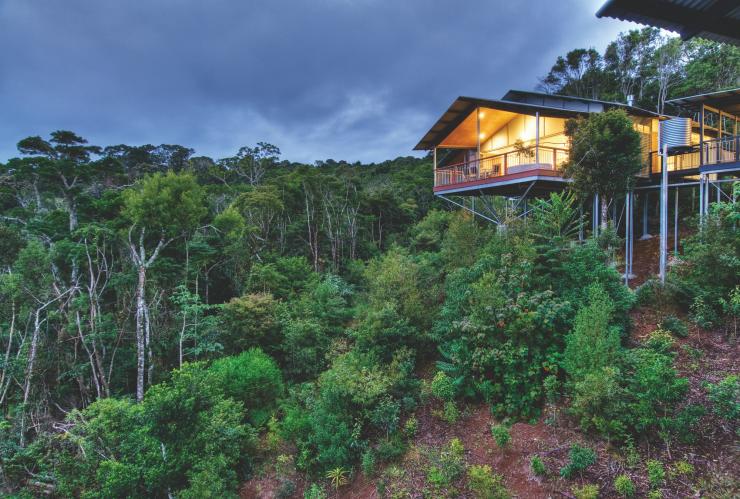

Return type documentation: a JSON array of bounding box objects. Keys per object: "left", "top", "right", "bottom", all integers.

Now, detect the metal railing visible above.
[
  {"left": 648, "top": 135, "right": 740, "bottom": 174},
  {"left": 434, "top": 147, "right": 569, "bottom": 187}
]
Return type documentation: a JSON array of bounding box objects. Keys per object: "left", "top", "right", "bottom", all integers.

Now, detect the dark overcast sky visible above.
[{"left": 0, "top": 0, "right": 637, "bottom": 164}]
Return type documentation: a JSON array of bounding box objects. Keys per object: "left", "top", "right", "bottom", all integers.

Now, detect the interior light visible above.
[
  {"left": 479, "top": 133, "right": 486, "bottom": 139},
  {"left": 479, "top": 111, "right": 485, "bottom": 119}
]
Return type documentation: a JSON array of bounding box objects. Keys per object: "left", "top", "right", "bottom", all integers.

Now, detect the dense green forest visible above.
[{"left": 0, "top": 29, "right": 738, "bottom": 498}]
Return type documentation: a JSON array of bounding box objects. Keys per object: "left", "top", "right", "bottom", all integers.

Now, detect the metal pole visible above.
[
  {"left": 592, "top": 194, "right": 599, "bottom": 237},
  {"left": 699, "top": 174, "right": 705, "bottom": 221},
  {"left": 674, "top": 188, "right": 679, "bottom": 255},
  {"left": 629, "top": 192, "right": 634, "bottom": 278},
  {"left": 624, "top": 192, "right": 632, "bottom": 284},
  {"left": 641, "top": 192, "right": 651, "bottom": 239},
  {"left": 659, "top": 144, "right": 668, "bottom": 284},
  {"left": 535, "top": 112, "right": 540, "bottom": 164}
]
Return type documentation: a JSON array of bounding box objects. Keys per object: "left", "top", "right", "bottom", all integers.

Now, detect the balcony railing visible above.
[
  {"left": 649, "top": 135, "right": 740, "bottom": 174},
  {"left": 435, "top": 147, "right": 569, "bottom": 187}
]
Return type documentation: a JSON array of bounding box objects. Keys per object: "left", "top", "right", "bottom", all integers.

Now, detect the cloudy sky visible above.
[{"left": 0, "top": 0, "right": 638, "bottom": 163}]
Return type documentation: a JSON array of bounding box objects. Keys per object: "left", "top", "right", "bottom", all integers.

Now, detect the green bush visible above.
[
  {"left": 560, "top": 445, "right": 596, "bottom": 479},
  {"left": 431, "top": 371, "right": 455, "bottom": 401},
  {"left": 573, "top": 483, "right": 599, "bottom": 499},
  {"left": 530, "top": 456, "right": 546, "bottom": 476},
  {"left": 208, "top": 348, "right": 284, "bottom": 426},
  {"left": 658, "top": 315, "right": 688, "bottom": 338},
  {"left": 426, "top": 438, "right": 465, "bottom": 487},
  {"left": 646, "top": 459, "right": 665, "bottom": 489},
  {"left": 304, "top": 483, "right": 327, "bottom": 499},
  {"left": 403, "top": 416, "right": 418, "bottom": 438},
  {"left": 490, "top": 424, "right": 511, "bottom": 449},
  {"left": 442, "top": 400, "right": 460, "bottom": 424},
  {"left": 467, "top": 464, "right": 510, "bottom": 499},
  {"left": 706, "top": 375, "right": 740, "bottom": 422},
  {"left": 361, "top": 450, "right": 376, "bottom": 477},
  {"left": 644, "top": 329, "right": 675, "bottom": 354},
  {"left": 614, "top": 474, "right": 635, "bottom": 497},
  {"left": 221, "top": 293, "right": 281, "bottom": 354}
]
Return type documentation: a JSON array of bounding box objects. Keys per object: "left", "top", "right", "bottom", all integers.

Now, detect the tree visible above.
[
  {"left": 122, "top": 171, "right": 206, "bottom": 401},
  {"left": 563, "top": 109, "right": 642, "bottom": 228}
]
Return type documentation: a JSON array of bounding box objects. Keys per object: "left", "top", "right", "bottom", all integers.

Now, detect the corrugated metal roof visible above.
[
  {"left": 666, "top": 87, "right": 740, "bottom": 114},
  {"left": 596, "top": 0, "right": 740, "bottom": 46}
]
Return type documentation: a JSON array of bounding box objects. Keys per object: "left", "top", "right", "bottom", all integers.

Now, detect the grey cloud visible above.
[{"left": 0, "top": 0, "right": 635, "bottom": 163}]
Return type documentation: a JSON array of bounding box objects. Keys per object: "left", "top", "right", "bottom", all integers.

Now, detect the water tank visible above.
[{"left": 660, "top": 118, "right": 692, "bottom": 151}]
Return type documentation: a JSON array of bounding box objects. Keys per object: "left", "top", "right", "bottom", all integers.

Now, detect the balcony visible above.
[
  {"left": 647, "top": 135, "right": 740, "bottom": 175},
  {"left": 434, "top": 147, "right": 569, "bottom": 189}
]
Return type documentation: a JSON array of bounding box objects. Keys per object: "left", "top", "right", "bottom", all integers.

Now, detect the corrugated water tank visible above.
[{"left": 660, "top": 118, "right": 692, "bottom": 150}]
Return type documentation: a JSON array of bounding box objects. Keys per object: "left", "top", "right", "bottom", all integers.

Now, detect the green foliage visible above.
[
  {"left": 672, "top": 186, "right": 740, "bottom": 326},
  {"left": 614, "top": 474, "right": 635, "bottom": 497},
  {"left": 122, "top": 171, "right": 206, "bottom": 236},
  {"left": 361, "top": 449, "right": 376, "bottom": 477},
  {"left": 304, "top": 483, "right": 328, "bottom": 499},
  {"left": 426, "top": 438, "right": 465, "bottom": 487},
  {"left": 490, "top": 424, "right": 511, "bottom": 449},
  {"left": 442, "top": 400, "right": 460, "bottom": 424},
  {"left": 403, "top": 416, "right": 418, "bottom": 439},
  {"left": 644, "top": 329, "right": 675, "bottom": 354},
  {"left": 560, "top": 445, "right": 596, "bottom": 479},
  {"left": 49, "top": 361, "right": 255, "bottom": 498},
  {"left": 467, "top": 464, "right": 510, "bottom": 499},
  {"left": 573, "top": 484, "right": 599, "bottom": 499},
  {"left": 563, "top": 109, "right": 643, "bottom": 200},
  {"left": 530, "top": 456, "right": 547, "bottom": 476},
  {"left": 208, "top": 348, "right": 284, "bottom": 426},
  {"left": 431, "top": 371, "right": 456, "bottom": 401},
  {"left": 646, "top": 459, "right": 665, "bottom": 489},
  {"left": 325, "top": 466, "right": 349, "bottom": 491},
  {"left": 706, "top": 375, "right": 740, "bottom": 422},
  {"left": 658, "top": 315, "right": 688, "bottom": 338},
  {"left": 563, "top": 284, "right": 622, "bottom": 382},
  {"left": 221, "top": 293, "right": 281, "bottom": 355}
]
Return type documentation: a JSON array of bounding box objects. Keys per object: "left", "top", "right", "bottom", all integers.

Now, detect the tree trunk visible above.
[
  {"left": 135, "top": 265, "right": 146, "bottom": 402},
  {"left": 601, "top": 197, "right": 609, "bottom": 230}
]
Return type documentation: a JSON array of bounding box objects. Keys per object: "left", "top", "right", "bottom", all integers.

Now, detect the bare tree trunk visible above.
[
  {"left": 135, "top": 265, "right": 146, "bottom": 402},
  {"left": 601, "top": 197, "right": 609, "bottom": 230},
  {"left": 0, "top": 302, "right": 16, "bottom": 406}
]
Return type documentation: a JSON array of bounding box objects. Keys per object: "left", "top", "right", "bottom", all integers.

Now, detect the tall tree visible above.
[
  {"left": 563, "top": 109, "right": 642, "bottom": 228},
  {"left": 122, "top": 171, "right": 206, "bottom": 401}
]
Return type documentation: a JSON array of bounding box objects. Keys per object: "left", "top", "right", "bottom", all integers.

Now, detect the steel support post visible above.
[
  {"left": 659, "top": 144, "right": 668, "bottom": 284},
  {"left": 640, "top": 192, "right": 651, "bottom": 239},
  {"left": 674, "top": 188, "right": 679, "bottom": 255}
]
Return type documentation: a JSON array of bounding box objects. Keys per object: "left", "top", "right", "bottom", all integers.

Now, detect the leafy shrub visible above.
[
  {"left": 659, "top": 315, "right": 688, "bottom": 338},
  {"left": 490, "top": 424, "right": 511, "bottom": 449},
  {"left": 403, "top": 416, "right": 418, "bottom": 438},
  {"left": 361, "top": 450, "right": 376, "bottom": 477},
  {"left": 431, "top": 371, "right": 455, "bottom": 401},
  {"left": 304, "top": 483, "right": 327, "bottom": 499},
  {"left": 646, "top": 459, "right": 665, "bottom": 489},
  {"left": 563, "top": 284, "right": 621, "bottom": 382},
  {"left": 670, "top": 460, "right": 694, "bottom": 478},
  {"left": 560, "top": 445, "right": 596, "bottom": 479},
  {"left": 644, "top": 329, "right": 675, "bottom": 354},
  {"left": 614, "top": 474, "right": 635, "bottom": 497},
  {"left": 208, "top": 348, "right": 284, "bottom": 426},
  {"left": 543, "top": 375, "right": 560, "bottom": 403},
  {"left": 467, "top": 464, "right": 510, "bottom": 499},
  {"left": 530, "top": 456, "right": 546, "bottom": 476},
  {"left": 573, "top": 484, "right": 599, "bottom": 499},
  {"left": 706, "top": 375, "right": 740, "bottom": 422},
  {"left": 375, "top": 435, "right": 406, "bottom": 463},
  {"left": 427, "top": 438, "right": 465, "bottom": 487},
  {"left": 221, "top": 293, "right": 281, "bottom": 354},
  {"left": 443, "top": 401, "right": 460, "bottom": 424}
]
